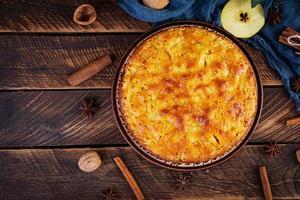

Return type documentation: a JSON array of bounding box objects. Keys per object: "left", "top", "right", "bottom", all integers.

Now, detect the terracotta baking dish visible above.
[{"left": 112, "top": 20, "right": 263, "bottom": 171}]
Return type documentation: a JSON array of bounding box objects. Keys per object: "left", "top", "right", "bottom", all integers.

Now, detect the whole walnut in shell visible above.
[
  {"left": 78, "top": 151, "right": 101, "bottom": 172},
  {"left": 143, "top": 0, "right": 169, "bottom": 10}
]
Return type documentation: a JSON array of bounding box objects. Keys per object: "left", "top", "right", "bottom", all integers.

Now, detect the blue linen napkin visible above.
[{"left": 118, "top": 0, "right": 300, "bottom": 111}]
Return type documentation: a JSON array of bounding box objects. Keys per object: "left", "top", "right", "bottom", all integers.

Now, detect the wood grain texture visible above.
[
  {"left": 0, "top": 88, "right": 299, "bottom": 148},
  {"left": 0, "top": 35, "right": 281, "bottom": 90},
  {"left": 0, "top": 145, "right": 299, "bottom": 200},
  {"left": 254, "top": 88, "right": 300, "bottom": 143},
  {"left": 0, "top": 0, "right": 150, "bottom": 33},
  {"left": 0, "top": 34, "right": 140, "bottom": 90},
  {"left": 0, "top": 89, "right": 125, "bottom": 147}
]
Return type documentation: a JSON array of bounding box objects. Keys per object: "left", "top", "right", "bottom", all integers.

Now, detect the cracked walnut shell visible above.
[{"left": 73, "top": 4, "right": 97, "bottom": 26}]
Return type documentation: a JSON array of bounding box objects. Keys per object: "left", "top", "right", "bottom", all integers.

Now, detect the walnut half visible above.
[{"left": 73, "top": 4, "right": 97, "bottom": 26}]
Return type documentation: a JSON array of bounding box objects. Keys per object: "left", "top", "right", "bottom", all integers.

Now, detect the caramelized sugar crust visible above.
[{"left": 119, "top": 26, "right": 257, "bottom": 163}]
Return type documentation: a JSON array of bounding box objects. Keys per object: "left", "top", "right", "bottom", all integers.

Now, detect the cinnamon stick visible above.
[
  {"left": 259, "top": 166, "right": 273, "bottom": 200},
  {"left": 286, "top": 116, "right": 300, "bottom": 126},
  {"left": 296, "top": 149, "right": 300, "bottom": 164},
  {"left": 67, "top": 54, "right": 112, "bottom": 86},
  {"left": 279, "top": 27, "right": 300, "bottom": 51},
  {"left": 114, "top": 157, "right": 145, "bottom": 200}
]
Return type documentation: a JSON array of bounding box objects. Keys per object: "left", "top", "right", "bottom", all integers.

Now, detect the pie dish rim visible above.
[{"left": 112, "top": 20, "right": 263, "bottom": 171}]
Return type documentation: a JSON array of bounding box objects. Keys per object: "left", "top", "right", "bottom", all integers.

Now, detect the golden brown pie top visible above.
[{"left": 119, "top": 26, "right": 257, "bottom": 163}]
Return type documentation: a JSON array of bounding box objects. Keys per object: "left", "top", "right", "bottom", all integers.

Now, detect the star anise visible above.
[
  {"left": 291, "top": 77, "right": 300, "bottom": 93},
  {"left": 101, "top": 189, "right": 116, "bottom": 200},
  {"left": 265, "top": 142, "right": 281, "bottom": 157},
  {"left": 80, "top": 99, "right": 98, "bottom": 119},
  {"left": 268, "top": 7, "right": 281, "bottom": 25},
  {"left": 176, "top": 175, "right": 190, "bottom": 190}
]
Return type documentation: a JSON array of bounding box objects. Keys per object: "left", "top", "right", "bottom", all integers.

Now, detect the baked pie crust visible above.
[{"left": 119, "top": 26, "right": 257, "bottom": 163}]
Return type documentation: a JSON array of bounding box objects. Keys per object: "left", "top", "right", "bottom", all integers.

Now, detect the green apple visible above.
[{"left": 221, "top": 0, "right": 265, "bottom": 38}]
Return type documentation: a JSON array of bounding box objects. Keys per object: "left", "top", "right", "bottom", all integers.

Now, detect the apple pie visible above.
[{"left": 119, "top": 26, "right": 258, "bottom": 163}]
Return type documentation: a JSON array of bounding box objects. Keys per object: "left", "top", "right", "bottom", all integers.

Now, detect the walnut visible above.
[
  {"left": 73, "top": 4, "right": 97, "bottom": 26},
  {"left": 78, "top": 151, "right": 101, "bottom": 172},
  {"left": 143, "top": 0, "right": 169, "bottom": 10}
]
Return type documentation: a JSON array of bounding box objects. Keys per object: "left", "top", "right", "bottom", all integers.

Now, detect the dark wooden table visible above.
[{"left": 0, "top": 1, "right": 299, "bottom": 199}]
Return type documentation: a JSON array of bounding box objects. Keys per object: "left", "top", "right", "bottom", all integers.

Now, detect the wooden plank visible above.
[
  {"left": 0, "top": 35, "right": 281, "bottom": 90},
  {"left": 0, "top": 87, "right": 299, "bottom": 148},
  {"left": 253, "top": 88, "right": 299, "bottom": 143},
  {"left": 0, "top": 89, "right": 125, "bottom": 147},
  {"left": 0, "top": 145, "right": 299, "bottom": 200},
  {"left": 0, "top": 34, "right": 139, "bottom": 90},
  {"left": 0, "top": 0, "right": 150, "bottom": 33}
]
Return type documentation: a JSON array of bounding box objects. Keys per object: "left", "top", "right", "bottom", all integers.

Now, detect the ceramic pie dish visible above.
[{"left": 112, "top": 21, "right": 263, "bottom": 171}]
